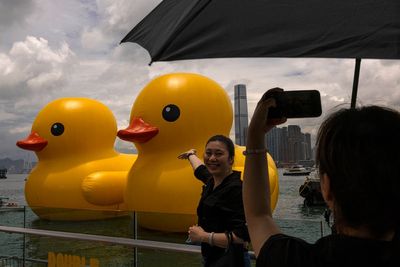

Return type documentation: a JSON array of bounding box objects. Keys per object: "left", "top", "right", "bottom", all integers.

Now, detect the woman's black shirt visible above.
[
  {"left": 194, "top": 165, "right": 250, "bottom": 261},
  {"left": 256, "top": 232, "right": 400, "bottom": 267}
]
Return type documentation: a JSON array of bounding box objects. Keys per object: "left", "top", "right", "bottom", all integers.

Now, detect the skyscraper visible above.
[
  {"left": 266, "top": 127, "right": 281, "bottom": 160},
  {"left": 288, "top": 125, "right": 303, "bottom": 163},
  {"left": 304, "top": 133, "right": 312, "bottom": 160},
  {"left": 234, "top": 84, "right": 249, "bottom": 146},
  {"left": 266, "top": 125, "right": 314, "bottom": 166}
]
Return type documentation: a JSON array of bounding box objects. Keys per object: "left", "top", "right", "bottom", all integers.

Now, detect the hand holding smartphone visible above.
[{"left": 267, "top": 90, "right": 322, "bottom": 119}]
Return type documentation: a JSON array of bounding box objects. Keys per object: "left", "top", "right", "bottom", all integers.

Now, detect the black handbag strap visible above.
[{"left": 224, "top": 231, "right": 234, "bottom": 251}]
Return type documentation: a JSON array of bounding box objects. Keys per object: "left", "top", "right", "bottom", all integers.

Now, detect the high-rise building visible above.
[
  {"left": 234, "top": 84, "right": 249, "bottom": 146},
  {"left": 266, "top": 127, "right": 281, "bottom": 160},
  {"left": 304, "top": 133, "right": 312, "bottom": 160},
  {"left": 279, "top": 127, "right": 289, "bottom": 163},
  {"left": 288, "top": 125, "right": 303, "bottom": 163},
  {"left": 266, "top": 125, "right": 314, "bottom": 165}
]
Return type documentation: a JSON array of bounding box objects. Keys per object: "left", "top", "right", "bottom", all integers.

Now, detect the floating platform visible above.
[
  {"left": 299, "top": 172, "right": 325, "bottom": 206},
  {"left": 0, "top": 207, "right": 24, "bottom": 212},
  {"left": 0, "top": 197, "right": 22, "bottom": 212},
  {"left": 283, "top": 165, "right": 312, "bottom": 176}
]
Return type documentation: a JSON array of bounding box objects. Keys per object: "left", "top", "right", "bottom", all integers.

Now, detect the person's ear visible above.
[{"left": 320, "top": 173, "right": 334, "bottom": 210}]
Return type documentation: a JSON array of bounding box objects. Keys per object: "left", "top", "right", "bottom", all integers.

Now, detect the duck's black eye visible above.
[
  {"left": 162, "top": 104, "right": 180, "bottom": 122},
  {"left": 51, "top": 123, "right": 64, "bottom": 136}
]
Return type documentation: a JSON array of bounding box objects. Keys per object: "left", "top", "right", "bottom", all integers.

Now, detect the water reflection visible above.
[
  {"left": 26, "top": 215, "right": 201, "bottom": 267},
  {"left": 299, "top": 204, "right": 326, "bottom": 220}
]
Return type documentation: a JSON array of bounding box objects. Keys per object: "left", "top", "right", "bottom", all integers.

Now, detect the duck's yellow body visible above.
[
  {"left": 18, "top": 98, "right": 136, "bottom": 220},
  {"left": 119, "top": 73, "right": 279, "bottom": 231}
]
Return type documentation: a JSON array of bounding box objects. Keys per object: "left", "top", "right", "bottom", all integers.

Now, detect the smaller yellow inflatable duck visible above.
[
  {"left": 118, "top": 73, "right": 278, "bottom": 231},
  {"left": 17, "top": 98, "right": 136, "bottom": 220}
]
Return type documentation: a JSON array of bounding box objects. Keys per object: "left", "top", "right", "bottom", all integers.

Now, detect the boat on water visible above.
[
  {"left": 299, "top": 172, "right": 326, "bottom": 206},
  {"left": 0, "top": 197, "right": 23, "bottom": 212},
  {"left": 283, "top": 165, "right": 312, "bottom": 176},
  {"left": 0, "top": 168, "right": 7, "bottom": 179}
]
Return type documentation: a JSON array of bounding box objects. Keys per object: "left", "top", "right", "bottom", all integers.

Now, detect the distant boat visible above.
[
  {"left": 283, "top": 165, "right": 312, "bottom": 176},
  {"left": 0, "top": 196, "right": 23, "bottom": 212},
  {"left": 299, "top": 172, "right": 326, "bottom": 206},
  {"left": 0, "top": 168, "right": 7, "bottom": 179}
]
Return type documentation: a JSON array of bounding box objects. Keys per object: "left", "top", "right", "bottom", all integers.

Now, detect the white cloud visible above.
[
  {"left": 1, "top": 0, "right": 400, "bottom": 160},
  {"left": 0, "top": 36, "right": 75, "bottom": 92},
  {"left": 0, "top": 54, "right": 14, "bottom": 76},
  {"left": 27, "top": 70, "right": 63, "bottom": 90},
  {"left": 10, "top": 36, "right": 74, "bottom": 63},
  {"left": 81, "top": 27, "right": 108, "bottom": 52},
  {"left": 98, "top": 0, "right": 162, "bottom": 32}
]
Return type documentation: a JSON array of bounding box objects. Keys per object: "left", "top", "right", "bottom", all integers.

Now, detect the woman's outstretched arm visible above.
[
  {"left": 243, "top": 89, "right": 286, "bottom": 256},
  {"left": 178, "top": 149, "right": 204, "bottom": 170}
]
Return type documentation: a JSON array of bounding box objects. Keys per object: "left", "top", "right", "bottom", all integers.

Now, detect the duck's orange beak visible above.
[
  {"left": 117, "top": 117, "right": 159, "bottom": 143},
  {"left": 16, "top": 131, "right": 48, "bottom": 151}
]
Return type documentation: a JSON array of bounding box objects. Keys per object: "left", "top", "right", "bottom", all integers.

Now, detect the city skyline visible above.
[
  {"left": 266, "top": 125, "right": 314, "bottom": 167},
  {"left": 233, "top": 83, "right": 314, "bottom": 166}
]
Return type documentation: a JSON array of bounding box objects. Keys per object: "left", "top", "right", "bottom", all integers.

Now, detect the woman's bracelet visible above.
[
  {"left": 242, "top": 148, "right": 267, "bottom": 155},
  {"left": 209, "top": 232, "right": 214, "bottom": 246}
]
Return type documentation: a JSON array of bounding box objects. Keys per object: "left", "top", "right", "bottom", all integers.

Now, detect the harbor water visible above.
[{"left": 0, "top": 171, "right": 329, "bottom": 266}]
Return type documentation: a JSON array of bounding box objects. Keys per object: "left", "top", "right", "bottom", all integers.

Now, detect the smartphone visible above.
[{"left": 267, "top": 90, "right": 322, "bottom": 118}]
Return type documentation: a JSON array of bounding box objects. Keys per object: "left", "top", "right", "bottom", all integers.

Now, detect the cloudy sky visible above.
[{"left": 1, "top": 0, "right": 399, "bottom": 161}]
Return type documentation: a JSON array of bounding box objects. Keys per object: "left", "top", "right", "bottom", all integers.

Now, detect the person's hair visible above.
[
  {"left": 316, "top": 105, "right": 400, "bottom": 237},
  {"left": 206, "top": 135, "right": 235, "bottom": 161}
]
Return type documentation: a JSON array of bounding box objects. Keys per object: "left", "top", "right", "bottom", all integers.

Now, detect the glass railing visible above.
[{"left": 0, "top": 206, "right": 331, "bottom": 266}]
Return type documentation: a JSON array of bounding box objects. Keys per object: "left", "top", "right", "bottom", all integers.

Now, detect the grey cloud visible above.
[
  {"left": 80, "top": 0, "right": 162, "bottom": 54},
  {"left": 97, "top": 0, "right": 162, "bottom": 33},
  {"left": 0, "top": 0, "right": 35, "bottom": 29},
  {"left": 0, "top": 36, "right": 78, "bottom": 159},
  {"left": 2, "top": 0, "right": 400, "bottom": 161},
  {"left": 112, "top": 43, "right": 151, "bottom": 63},
  {"left": 0, "top": 129, "right": 27, "bottom": 159}
]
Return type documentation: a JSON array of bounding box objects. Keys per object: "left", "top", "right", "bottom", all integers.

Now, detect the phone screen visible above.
[{"left": 268, "top": 90, "right": 322, "bottom": 118}]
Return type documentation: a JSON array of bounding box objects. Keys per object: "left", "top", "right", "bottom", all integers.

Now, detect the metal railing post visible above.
[
  {"left": 320, "top": 221, "right": 323, "bottom": 237},
  {"left": 133, "top": 211, "right": 138, "bottom": 267},
  {"left": 22, "top": 206, "right": 26, "bottom": 266}
]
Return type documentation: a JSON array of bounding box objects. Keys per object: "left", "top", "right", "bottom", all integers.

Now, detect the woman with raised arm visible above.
[
  {"left": 179, "top": 135, "right": 250, "bottom": 267},
  {"left": 243, "top": 88, "right": 400, "bottom": 266}
]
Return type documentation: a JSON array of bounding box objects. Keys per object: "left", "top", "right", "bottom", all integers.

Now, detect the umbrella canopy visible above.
[
  {"left": 121, "top": 0, "right": 400, "bottom": 62},
  {"left": 121, "top": 0, "right": 400, "bottom": 106}
]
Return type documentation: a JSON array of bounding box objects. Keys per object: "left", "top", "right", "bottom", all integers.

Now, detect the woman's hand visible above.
[
  {"left": 248, "top": 88, "right": 287, "bottom": 136},
  {"left": 178, "top": 149, "right": 197, "bottom": 160},
  {"left": 188, "top": 225, "right": 208, "bottom": 243},
  {"left": 178, "top": 149, "right": 204, "bottom": 172}
]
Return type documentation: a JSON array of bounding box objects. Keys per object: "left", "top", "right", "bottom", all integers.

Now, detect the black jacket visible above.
[{"left": 194, "top": 165, "right": 250, "bottom": 260}]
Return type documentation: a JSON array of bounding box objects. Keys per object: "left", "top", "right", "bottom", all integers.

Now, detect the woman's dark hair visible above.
[
  {"left": 316, "top": 106, "right": 400, "bottom": 237},
  {"left": 206, "top": 135, "right": 235, "bottom": 160}
]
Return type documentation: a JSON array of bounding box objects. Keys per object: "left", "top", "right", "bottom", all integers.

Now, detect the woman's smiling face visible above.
[{"left": 204, "top": 141, "right": 233, "bottom": 177}]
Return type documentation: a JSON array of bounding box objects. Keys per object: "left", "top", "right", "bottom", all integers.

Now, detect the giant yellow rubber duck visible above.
[
  {"left": 16, "top": 98, "right": 137, "bottom": 221},
  {"left": 118, "top": 73, "right": 279, "bottom": 232}
]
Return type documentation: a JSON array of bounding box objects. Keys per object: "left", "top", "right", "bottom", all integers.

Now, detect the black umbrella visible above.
[{"left": 121, "top": 0, "right": 400, "bottom": 107}]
